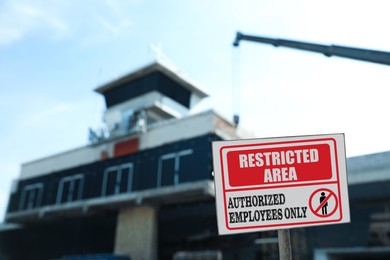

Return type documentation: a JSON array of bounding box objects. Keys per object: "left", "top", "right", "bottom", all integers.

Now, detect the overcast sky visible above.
[{"left": 1, "top": 0, "right": 390, "bottom": 220}]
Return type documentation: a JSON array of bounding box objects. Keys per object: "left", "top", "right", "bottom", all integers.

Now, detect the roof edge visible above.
[{"left": 94, "top": 60, "right": 209, "bottom": 98}]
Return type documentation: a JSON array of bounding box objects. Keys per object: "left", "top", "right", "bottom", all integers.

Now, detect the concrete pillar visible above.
[{"left": 114, "top": 206, "right": 158, "bottom": 260}]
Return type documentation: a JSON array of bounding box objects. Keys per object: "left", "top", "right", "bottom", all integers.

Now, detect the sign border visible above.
[{"left": 213, "top": 134, "right": 348, "bottom": 233}]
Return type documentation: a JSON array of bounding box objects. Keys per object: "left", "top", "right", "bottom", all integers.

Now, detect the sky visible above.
[{"left": 0, "top": 0, "right": 390, "bottom": 220}]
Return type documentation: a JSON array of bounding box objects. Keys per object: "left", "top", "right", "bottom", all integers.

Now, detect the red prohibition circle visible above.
[{"left": 309, "top": 188, "right": 338, "bottom": 218}]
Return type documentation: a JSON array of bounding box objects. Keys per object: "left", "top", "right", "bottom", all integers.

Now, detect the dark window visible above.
[
  {"left": 56, "top": 174, "right": 84, "bottom": 204},
  {"left": 19, "top": 183, "right": 44, "bottom": 210},
  {"left": 161, "top": 157, "right": 175, "bottom": 186},
  {"left": 157, "top": 149, "right": 193, "bottom": 187},
  {"left": 103, "top": 72, "right": 191, "bottom": 108},
  {"left": 102, "top": 163, "right": 133, "bottom": 196}
]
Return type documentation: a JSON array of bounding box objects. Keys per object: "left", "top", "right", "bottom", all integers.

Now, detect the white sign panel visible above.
[{"left": 212, "top": 133, "right": 350, "bottom": 235}]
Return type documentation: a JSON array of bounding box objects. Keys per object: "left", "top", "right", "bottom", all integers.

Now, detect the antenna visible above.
[
  {"left": 149, "top": 43, "right": 164, "bottom": 61},
  {"left": 148, "top": 43, "right": 185, "bottom": 76},
  {"left": 148, "top": 43, "right": 178, "bottom": 67}
]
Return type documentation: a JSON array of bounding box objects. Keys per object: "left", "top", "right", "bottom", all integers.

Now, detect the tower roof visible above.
[{"left": 95, "top": 60, "right": 209, "bottom": 109}]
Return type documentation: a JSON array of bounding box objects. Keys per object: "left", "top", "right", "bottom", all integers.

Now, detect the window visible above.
[
  {"left": 157, "top": 149, "right": 193, "bottom": 187},
  {"left": 56, "top": 174, "right": 84, "bottom": 204},
  {"left": 19, "top": 183, "right": 44, "bottom": 210},
  {"left": 101, "top": 163, "right": 133, "bottom": 196}
]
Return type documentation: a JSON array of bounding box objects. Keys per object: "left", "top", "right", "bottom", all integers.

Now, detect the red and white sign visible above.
[{"left": 212, "top": 134, "right": 350, "bottom": 235}]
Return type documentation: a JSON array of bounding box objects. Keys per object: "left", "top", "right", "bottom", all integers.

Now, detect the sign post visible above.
[
  {"left": 278, "top": 229, "right": 291, "bottom": 260},
  {"left": 212, "top": 134, "right": 350, "bottom": 256}
]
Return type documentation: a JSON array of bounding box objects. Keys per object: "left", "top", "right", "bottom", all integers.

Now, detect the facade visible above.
[
  {"left": 0, "top": 61, "right": 253, "bottom": 260},
  {"left": 1, "top": 60, "right": 390, "bottom": 260}
]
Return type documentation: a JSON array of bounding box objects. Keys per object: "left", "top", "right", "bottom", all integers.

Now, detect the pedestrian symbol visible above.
[
  {"left": 309, "top": 188, "right": 339, "bottom": 218},
  {"left": 319, "top": 192, "right": 328, "bottom": 215}
]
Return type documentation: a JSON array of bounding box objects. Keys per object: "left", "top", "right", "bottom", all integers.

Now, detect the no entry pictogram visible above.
[{"left": 309, "top": 188, "right": 338, "bottom": 218}]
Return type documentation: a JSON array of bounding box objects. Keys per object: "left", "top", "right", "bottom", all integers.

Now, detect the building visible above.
[
  {"left": 1, "top": 60, "right": 390, "bottom": 260},
  {"left": 0, "top": 60, "right": 253, "bottom": 260}
]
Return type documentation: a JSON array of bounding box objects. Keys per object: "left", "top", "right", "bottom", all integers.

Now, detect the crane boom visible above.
[{"left": 233, "top": 32, "right": 390, "bottom": 66}]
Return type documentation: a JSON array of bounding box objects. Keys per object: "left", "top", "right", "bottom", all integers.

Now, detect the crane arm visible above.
[{"left": 233, "top": 32, "right": 390, "bottom": 66}]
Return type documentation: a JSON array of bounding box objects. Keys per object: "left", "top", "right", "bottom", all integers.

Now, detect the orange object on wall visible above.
[
  {"left": 100, "top": 151, "right": 109, "bottom": 160},
  {"left": 114, "top": 138, "right": 139, "bottom": 157}
]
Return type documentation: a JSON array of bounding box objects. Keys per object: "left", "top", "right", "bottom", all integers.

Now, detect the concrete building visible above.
[
  {"left": 0, "top": 60, "right": 252, "bottom": 260},
  {"left": 1, "top": 60, "right": 390, "bottom": 260}
]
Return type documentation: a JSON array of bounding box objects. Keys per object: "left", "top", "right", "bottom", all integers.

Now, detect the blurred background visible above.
[{"left": 1, "top": 1, "right": 390, "bottom": 259}]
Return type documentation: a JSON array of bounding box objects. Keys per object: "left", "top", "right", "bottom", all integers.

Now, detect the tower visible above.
[
  {"left": 95, "top": 61, "right": 208, "bottom": 139},
  {"left": 2, "top": 60, "right": 247, "bottom": 259}
]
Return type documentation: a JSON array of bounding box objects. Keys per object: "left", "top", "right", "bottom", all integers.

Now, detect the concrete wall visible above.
[
  {"left": 114, "top": 206, "right": 158, "bottom": 260},
  {"left": 19, "top": 110, "right": 238, "bottom": 180}
]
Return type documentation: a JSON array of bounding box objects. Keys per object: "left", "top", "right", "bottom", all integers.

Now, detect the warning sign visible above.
[{"left": 212, "top": 134, "right": 350, "bottom": 235}]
